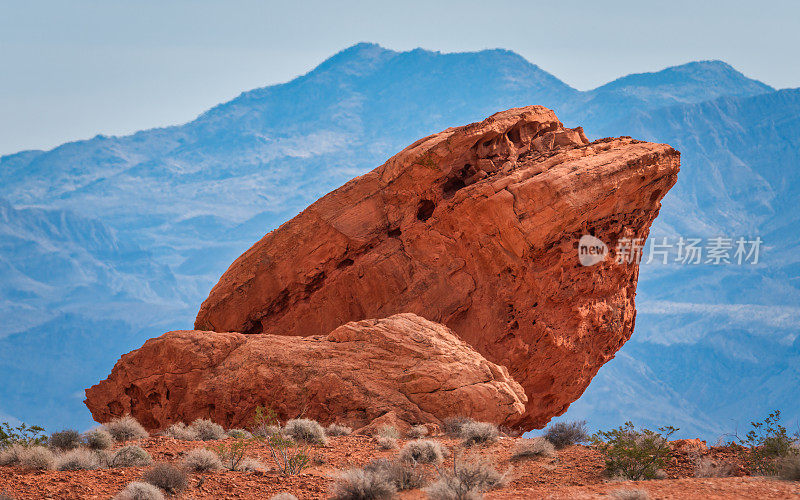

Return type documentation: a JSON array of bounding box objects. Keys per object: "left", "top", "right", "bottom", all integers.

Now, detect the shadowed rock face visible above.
[
  {"left": 193, "top": 105, "right": 680, "bottom": 429},
  {"left": 84, "top": 313, "right": 527, "bottom": 430}
]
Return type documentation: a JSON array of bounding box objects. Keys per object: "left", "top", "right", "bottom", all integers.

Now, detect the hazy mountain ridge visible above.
[{"left": 0, "top": 43, "right": 797, "bottom": 436}]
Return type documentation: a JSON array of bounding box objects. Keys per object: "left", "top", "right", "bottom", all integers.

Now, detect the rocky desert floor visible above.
[{"left": 1, "top": 433, "right": 799, "bottom": 499}]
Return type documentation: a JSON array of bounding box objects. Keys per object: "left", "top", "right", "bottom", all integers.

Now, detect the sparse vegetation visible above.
[
  {"left": 326, "top": 424, "right": 353, "bottom": 436},
  {"left": 376, "top": 425, "right": 399, "bottom": 440},
  {"left": 83, "top": 428, "right": 114, "bottom": 450},
  {"left": 729, "top": 410, "right": 798, "bottom": 474},
  {"left": 376, "top": 437, "right": 398, "bottom": 450},
  {"left": 407, "top": 425, "right": 428, "bottom": 439},
  {"left": 189, "top": 418, "right": 226, "bottom": 441},
  {"left": 511, "top": 437, "right": 556, "bottom": 460},
  {"left": 284, "top": 418, "right": 328, "bottom": 445},
  {"left": 183, "top": 448, "right": 223, "bottom": 472},
  {"left": 211, "top": 439, "right": 251, "bottom": 471},
  {"left": 330, "top": 467, "right": 397, "bottom": 500},
  {"left": 251, "top": 406, "right": 282, "bottom": 438},
  {"left": 592, "top": 422, "right": 677, "bottom": 480},
  {"left": 104, "top": 415, "right": 149, "bottom": 442},
  {"left": 238, "top": 456, "right": 264, "bottom": 471},
  {"left": 162, "top": 422, "right": 197, "bottom": 441},
  {"left": 543, "top": 420, "right": 589, "bottom": 449},
  {"left": 264, "top": 432, "right": 310, "bottom": 475},
  {"left": 54, "top": 448, "right": 100, "bottom": 471},
  {"left": 364, "top": 458, "right": 428, "bottom": 491},
  {"left": 0, "top": 445, "right": 24, "bottom": 466},
  {"left": 399, "top": 439, "right": 446, "bottom": 465},
  {"left": 426, "top": 454, "right": 507, "bottom": 500},
  {"left": 695, "top": 458, "right": 735, "bottom": 477},
  {"left": 609, "top": 489, "right": 651, "bottom": 500},
  {"left": 19, "top": 446, "right": 54, "bottom": 470},
  {"left": 227, "top": 428, "right": 253, "bottom": 439},
  {"left": 0, "top": 422, "right": 46, "bottom": 448},
  {"left": 111, "top": 445, "right": 153, "bottom": 467},
  {"left": 141, "top": 463, "right": 188, "bottom": 495},
  {"left": 442, "top": 417, "right": 474, "bottom": 438},
  {"left": 460, "top": 422, "right": 499, "bottom": 447},
  {"left": 48, "top": 429, "right": 81, "bottom": 450},
  {"left": 113, "top": 481, "right": 165, "bottom": 500},
  {"left": 778, "top": 454, "right": 800, "bottom": 481}
]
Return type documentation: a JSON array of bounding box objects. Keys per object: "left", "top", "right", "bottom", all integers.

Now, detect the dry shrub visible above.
[
  {"left": 326, "top": 424, "right": 353, "bottom": 437},
  {"left": 142, "top": 463, "right": 188, "bottom": 494},
  {"left": 460, "top": 422, "right": 499, "bottom": 447},
  {"left": 426, "top": 454, "right": 507, "bottom": 500},
  {"left": 376, "top": 437, "right": 398, "bottom": 451},
  {"left": 364, "top": 458, "right": 427, "bottom": 491},
  {"left": 188, "top": 418, "right": 226, "bottom": 441},
  {"left": 54, "top": 448, "right": 100, "bottom": 471},
  {"left": 399, "top": 440, "right": 446, "bottom": 465},
  {"left": 284, "top": 419, "right": 328, "bottom": 445},
  {"left": 376, "top": 425, "right": 400, "bottom": 440},
  {"left": 778, "top": 454, "right": 800, "bottom": 481},
  {"left": 0, "top": 445, "right": 24, "bottom": 466},
  {"left": 113, "top": 481, "right": 165, "bottom": 500},
  {"left": 162, "top": 422, "right": 197, "bottom": 441},
  {"left": 609, "top": 489, "right": 651, "bottom": 500},
  {"left": 269, "top": 494, "right": 299, "bottom": 500},
  {"left": 330, "top": 467, "right": 396, "bottom": 500},
  {"left": 104, "top": 415, "right": 149, "bottom": 442},
  {"left": 543, "top": 420, "right": 589, "bottom": 449},
  {"left": 511, "top": 437, "right": 556, "bottom": 460},
  {"left": 0, "top": 492, "right": 14, "bottom": 500},
  {"left": 694, "top": 457, "right": 735, "bottom": 477},
  {"left": 407, "top": 425, "right": 428, "bottom": 439},
  {"left": 442, "top": 417, "right": 474, "bottom": 438},
  {"left": 227, "top": 428, "right": 253, "bottom": 439},
  {"left": 84, "top": 428, "right": 114, "bottom": 450},
  {"left": 238, "top": 457, "right": 265, "bottom": 471},
  {"left": 19, "top": 446, "right": 54, "bottom": 470},
  {"left": 111, "top": 445, "right": 152, "bottom": 467},
  {"left": 183, "top": 448, "right": 222, "bottom": 472},
  {"left": 48, "top": 430, "right": 81, "bottom": 450}
]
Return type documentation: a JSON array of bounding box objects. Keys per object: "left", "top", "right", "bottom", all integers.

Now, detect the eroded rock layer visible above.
[
  {"left": 193, "top": 105, "right": 680, "bottom": 428},
  {"left": 84, "top": 314, "right": 527, "bottom": 430}
]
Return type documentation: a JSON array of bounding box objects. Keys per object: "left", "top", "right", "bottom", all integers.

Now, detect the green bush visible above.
[
  {"left": 731, "top": 410, "right": 798, "bottom": 474},
  {"left": 0, "top": 422, "right": 46, "bottom": 448},
  {"left": 592, "top": 422, "right": 677, "bottom": 480}
]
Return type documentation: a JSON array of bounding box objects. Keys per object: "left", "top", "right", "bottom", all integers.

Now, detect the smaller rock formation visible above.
[{"left": 84, "top": 313, "right": 527, "bottom": 431}]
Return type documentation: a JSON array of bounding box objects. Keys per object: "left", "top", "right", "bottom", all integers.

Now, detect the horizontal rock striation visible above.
[
  {"left": 84, "top": 313, "right": 527, "bottom": 430},
  {"left": 192, "top": 105, "right": 680, "bottom": 429}
]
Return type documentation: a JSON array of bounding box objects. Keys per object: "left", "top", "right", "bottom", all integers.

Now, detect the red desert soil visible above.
[{"left": 1, "top": 435, "right": 797, "bottom": 499}]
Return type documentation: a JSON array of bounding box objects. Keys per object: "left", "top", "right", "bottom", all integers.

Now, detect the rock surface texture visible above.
[
  {"left": 84, "top": 313, "right": 527, "bottom": 430},
  {"left": 192, "top": 105, "right": 680, "bottom": 429}
]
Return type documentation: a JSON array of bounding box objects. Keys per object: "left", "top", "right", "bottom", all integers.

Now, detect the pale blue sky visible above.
[{"left": 1, "top": 0, "right": 798, "bottom": 155}]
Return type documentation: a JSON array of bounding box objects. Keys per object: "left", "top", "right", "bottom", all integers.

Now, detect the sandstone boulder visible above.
[
  {"left": 193, "top": 105, "right": 680, "bottom": 429},
  {"left": 84, "top": 313, "right": 527, "bottom": 430}
]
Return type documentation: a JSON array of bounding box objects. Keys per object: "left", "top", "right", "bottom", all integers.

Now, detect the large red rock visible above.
[
  {"left": 84, "top": 313, "right": 527, "bottom": 430},
  {"left": 194, "top": 105, "right": 680, "bottom": 429}
]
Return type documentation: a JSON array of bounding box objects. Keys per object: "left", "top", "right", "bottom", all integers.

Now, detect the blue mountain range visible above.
[{"left": 1, "top": 43, "right": 797, "bottom": 439}]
